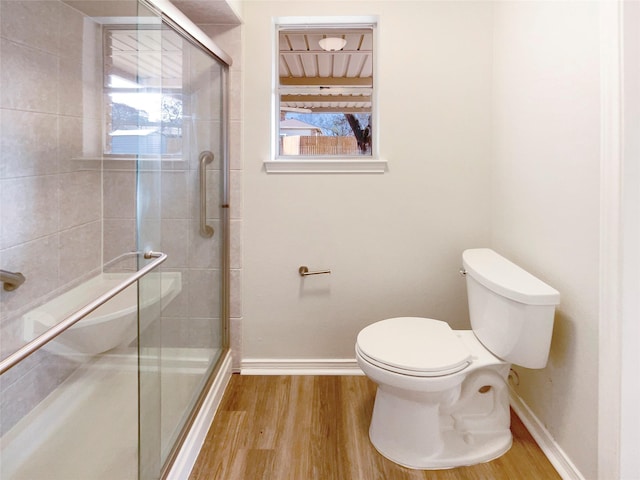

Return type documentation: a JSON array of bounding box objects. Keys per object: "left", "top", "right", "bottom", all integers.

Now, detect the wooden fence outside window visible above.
[{"left": 281, "top": 136, "right": 363, "bottom": 156}]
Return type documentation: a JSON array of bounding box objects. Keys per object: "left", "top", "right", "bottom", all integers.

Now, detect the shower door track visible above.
[
  {"left": 0, "top": 251, "right": 168, "bottom": 376},
  {"left": 144, "top": 0, "right": 232, "bottom": 67}
]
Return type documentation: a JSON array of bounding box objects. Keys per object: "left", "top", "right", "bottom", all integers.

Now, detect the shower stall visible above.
[{"left": 0, "top": 0, "right": 231, "bottom": 478}]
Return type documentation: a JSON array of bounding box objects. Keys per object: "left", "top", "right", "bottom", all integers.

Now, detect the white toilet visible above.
[{"left": 355, "top": 248, "right": 560, "bottom": 469}]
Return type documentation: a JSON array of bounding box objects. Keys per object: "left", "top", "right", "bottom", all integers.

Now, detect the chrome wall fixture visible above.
[
  {"left": 299, "top": 266, "right": 331, "bottom": 276},
  {"left": 199, "top": 150, "right": 215, "bottom": 238},
  {"left": 0, "top": 251, "right": 167, "bottom": 376},
  {"left": 1, "top": 269, "right": 26, "bottom": 291}
]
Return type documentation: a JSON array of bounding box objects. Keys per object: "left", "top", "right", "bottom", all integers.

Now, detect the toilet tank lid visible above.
[{"left": 462, "top": 248, "right": 560, "bottom": 306}]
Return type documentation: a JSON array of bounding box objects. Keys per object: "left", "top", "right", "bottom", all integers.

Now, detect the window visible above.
[
  {"left": 268, "top": 17, "right": 386, "bottom": 173},
  {"left": 103, "top": 26, "right": 183, "bottom": 157}
]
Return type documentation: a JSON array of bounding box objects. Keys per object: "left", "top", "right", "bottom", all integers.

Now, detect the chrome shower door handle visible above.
[{"left": 199, "top": 150, "right": 215, "bottom": 238}]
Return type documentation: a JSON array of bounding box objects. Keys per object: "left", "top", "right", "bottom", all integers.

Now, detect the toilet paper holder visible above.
[{"left": 299, "top": 266, "right": 331, "bottom": 277}]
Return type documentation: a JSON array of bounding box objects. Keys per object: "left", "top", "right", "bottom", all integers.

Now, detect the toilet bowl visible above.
[
  {"left": 356, "top": 318, "right": 512, "bottom": 469},
  {"left": 356, "top": 249, "right": 560, "bottom": 469}
]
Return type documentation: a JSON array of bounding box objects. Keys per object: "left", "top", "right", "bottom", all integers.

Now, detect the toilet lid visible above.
[{"left": 356, "top": 317, "right": 472, "bottom": 376}]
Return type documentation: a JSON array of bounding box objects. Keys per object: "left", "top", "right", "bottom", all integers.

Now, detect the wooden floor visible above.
[{"left": 189, "top": 375, "right": 561, "bottom": 480}]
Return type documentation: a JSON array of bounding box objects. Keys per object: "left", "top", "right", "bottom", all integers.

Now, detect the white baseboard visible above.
[
  {"left": 166, "top": 350, "right": 233, "bottom": 480},
  {"left": 241, "top": 358, "right": 364, "bottom": 375},
  {"left": 509, "top": 387, "right": 585, "bottom": 480}
]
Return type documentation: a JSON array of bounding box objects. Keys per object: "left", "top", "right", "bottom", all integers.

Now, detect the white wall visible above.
[
  {"left": 490, "top": 2, "right": 601, "bottom": 478},
  {"left": 621, "top": 1, "right": 640, "bottom": 477},
  {"left": 242, "top": 1, "right": 605, "bottom": 478},
  {"left": 242, "top": 1, "right": 494, "bottom": 361}
]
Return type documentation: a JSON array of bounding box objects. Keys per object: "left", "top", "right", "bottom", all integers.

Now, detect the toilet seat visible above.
[{"left": 356, "top": 317, "right": 472, "bottom": 377}]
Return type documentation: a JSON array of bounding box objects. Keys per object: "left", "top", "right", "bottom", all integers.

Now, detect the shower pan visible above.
[{"left": 0, "top": 0, "right": 231, "bottom": 478}]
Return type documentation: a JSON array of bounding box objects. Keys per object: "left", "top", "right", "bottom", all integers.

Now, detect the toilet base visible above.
[
  {"left": 368, "top": 367, "right": 512, "bottom": 470},
  {"left": 371, "top": 423, "right": 512, "bottom": 470}
]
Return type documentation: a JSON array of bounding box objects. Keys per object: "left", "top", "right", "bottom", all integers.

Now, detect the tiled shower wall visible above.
[
  {"left": 0, "top": 1, "right": 103, "bottom": 434},
  {"left": 0, "top": 1, "right": 243, "bottom": 437}
]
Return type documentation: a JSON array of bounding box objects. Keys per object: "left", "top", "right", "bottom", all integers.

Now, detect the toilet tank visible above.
[{"left": 462, "top": 248, "right": 560, "bottom": 369}]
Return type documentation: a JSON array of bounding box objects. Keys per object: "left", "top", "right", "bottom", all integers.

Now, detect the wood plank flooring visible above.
[{"left": 189, "top": 375, "right": 561, "bottom": 480}]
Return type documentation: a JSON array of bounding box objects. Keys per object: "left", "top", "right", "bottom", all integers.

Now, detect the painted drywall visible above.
[
  {"left": 242, "top": 1, "right": 494, "bottom": 360},
  {"left": 621, "top": 1, "right": 640, "bottom": 477},
  {"left": 490, "top": 2, "right": 600, "bottom": 478},
  {"left": 242, "top": 1, "right": 605, "bottom": 477}
]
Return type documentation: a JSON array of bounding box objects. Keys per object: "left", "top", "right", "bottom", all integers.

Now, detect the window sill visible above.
[{"left": 264, "top": 158, "right": 388, "bottom": 174}]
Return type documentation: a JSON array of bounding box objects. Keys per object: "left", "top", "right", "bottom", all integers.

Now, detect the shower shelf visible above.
[{"left": 0, "top": 251, "right": 167, "bottom": 376}]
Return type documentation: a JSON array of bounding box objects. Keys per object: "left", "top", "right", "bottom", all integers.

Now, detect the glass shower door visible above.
[
  {"left": 1, "top": 1, "right": 163, "bottom": 479},
  {"left": 137, "top": 20, "right": 228, "bottom": 479},
  {"left": 0, "top": 1, "right": 228, "bottom": 479}
]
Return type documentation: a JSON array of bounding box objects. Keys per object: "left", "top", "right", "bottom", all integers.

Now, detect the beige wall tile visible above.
[
  {"left": 58, "top": 56, "right": 84, "bottom": 117},
  {"left": 229, "top": 170, "right": 242, "bottom": 220},
  {"left": 58, "top": 116, "right": 94, "bottom": 173},
  {"left": 0, "top": 175, "right": 59, "bottom": 249},
  {"left": 229, "top": 220, "right": 241, "bottom": 269},
  {"left": 228, "top": 69, "right": 241, "bottom": 121},
  {"left": 0, "top": 109, "right": 59, "bottom": 179},
  {"left": 137, "top": 171, "right": 161, "bottom": 221},
  {"left": 103, "top": 218, "right": 136, "bottom": 266},
  {"left": 187, "top": 269, "right": 221, "bottom": 319},
  {"left": 161, "top": 170, "right": 189, "bottom": 219},
  {"left": 161, "top": 219, "right": 189, "bottom": 268},
  {"left": 58, "top": 220, "right": 101, "bottom": 286},
  {"left": 160, "top": 269, "right": 188, "bottom": 318},
  {"left": 229, "top": 120, "right": 242, "bottom": 170},
  {"left": 0, "top": 39, "right": 59, "bottom": 113},
  {"left": 229, "top": 268, "right": 241, "bottom": 319},
  {"left": 59, "top": 171, "right": 101, "bottom": 230},
  {"left": 229, "top": 317, "right": 242, "bottom": 371},
  {"left": 58, "top": 2, "right": 85, "bottom": 61},
  {"left": 103, "top": 170, "right": 136, "bottom": 219},
  {"left": 0, "top": 234, "right": 59, "bottom": 321},
  {"left": 0, "top": 1, "right": 61, "bottom": 54},
  {"left": 188, "top": 219, "right": 221, "bottom": 269},
  {"left": 160, "top": 316, "right": 218, "bottom": 349}
]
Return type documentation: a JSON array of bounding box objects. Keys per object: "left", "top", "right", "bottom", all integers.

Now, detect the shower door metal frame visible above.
[{"left": 137, "top": 2, "right": 232, "bottom": 477}]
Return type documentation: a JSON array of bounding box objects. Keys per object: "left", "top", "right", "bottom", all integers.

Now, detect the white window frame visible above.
[{"left": 265, "top": 15, "right": 387, "bottom": 174}]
